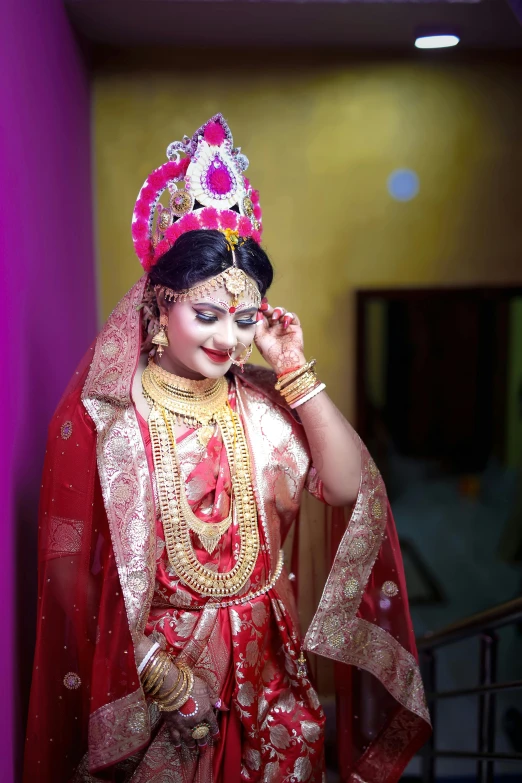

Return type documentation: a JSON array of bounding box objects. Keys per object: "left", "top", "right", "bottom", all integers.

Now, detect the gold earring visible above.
[
  {"left": 227, "top": 342, "right": 252, "bottom": 372},
  {"left": 152, "top": 314, "right": 169, "bottom": 357}
]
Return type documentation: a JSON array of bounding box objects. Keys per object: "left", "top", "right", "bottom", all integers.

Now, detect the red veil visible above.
[{"left": 24, "top": 275, "right": 430, "bottom": 782}]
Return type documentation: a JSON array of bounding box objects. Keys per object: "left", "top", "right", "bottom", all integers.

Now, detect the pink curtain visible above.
[{"left": 0, "top": 1, "right": 96, "bottom": 779}]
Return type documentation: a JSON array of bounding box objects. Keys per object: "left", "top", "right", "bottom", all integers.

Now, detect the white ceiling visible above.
[{"left": 66, "top": 0, "right": 522, "bottom": 50}]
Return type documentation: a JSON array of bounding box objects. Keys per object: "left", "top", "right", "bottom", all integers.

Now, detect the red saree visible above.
[{"left": 24, "top": 275, "right": 430, "bottom": 782}]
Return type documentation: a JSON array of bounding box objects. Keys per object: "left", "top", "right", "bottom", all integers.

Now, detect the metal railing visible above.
[{"left": 417, "top": 597, "right": 522, "bottom": 782}]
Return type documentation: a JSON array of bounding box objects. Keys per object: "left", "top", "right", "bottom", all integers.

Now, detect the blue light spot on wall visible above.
[{"left": 387, "top": 169, "right": 420, "bottom": 202}]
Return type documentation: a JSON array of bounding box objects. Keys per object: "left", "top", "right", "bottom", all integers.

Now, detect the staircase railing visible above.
[{"left": 417, "top": 597, "right": 522, "bottom": 782}]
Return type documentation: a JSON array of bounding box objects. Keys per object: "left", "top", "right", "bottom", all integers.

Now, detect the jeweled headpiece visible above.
[{"left": 132, "top": 114, "right": 263, "bottom": 273}]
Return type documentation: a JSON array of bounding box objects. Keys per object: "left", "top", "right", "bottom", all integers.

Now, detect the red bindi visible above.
[{"left": 229, "top": 306, "right": 237, "bottom": 313}]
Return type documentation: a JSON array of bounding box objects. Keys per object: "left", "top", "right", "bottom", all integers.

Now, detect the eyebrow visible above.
[{"left": 193, "top": 302, "right": 258, "bottom": 315}]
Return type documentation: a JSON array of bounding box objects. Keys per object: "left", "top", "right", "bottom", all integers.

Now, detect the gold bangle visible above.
[
  {"left": 275, "top": 359, "right": 315, "bottom": 389},
  {"left": 275, "top": 361, "right": 315, "bottom": 391},
  {"left": 280, "top": 371, "right": 318, "bottom": 400},
  {"left": 141, "top": 655, "right": 164, "bottom": 690},
  {"left": 157, "top": 666, "right": 183, "bottom": 701},
  {"left": 284, "top": 380, "right": 319, "bottom": 404},
  {"left": 142, "top": 652, "right": 171, "bottom": 692},
  {"left": 140, "top": 650, "right": 160, "bottom": 683},
  {"left": 157, "top": 667, "right": 187, "bottom": 705},
  {"left": 141, "top": 652, "right": 165, "bottom": 687},
  {"left": 149, "top": 660, "right": 173, "bottom": 697},
  {"left": 274, "top": 360, "right": 316, "bottom": 391},
  {"left": 281, "top": 370, "right": 315, "bottom": 391},
  {"left": 159, "top": 665, "right": 194, "bottom": 711},
  {"left": 279, "top": 368, "right": 316, "bottom": 393},
  {"left": 281, "top": 373, "right": 318, "bottom": 401},
  {"left": 287, "top": 381, "right": 323, "bottom": 405},
  {"left": 140, "top": 647, "right": 166, "bottom": 682}
]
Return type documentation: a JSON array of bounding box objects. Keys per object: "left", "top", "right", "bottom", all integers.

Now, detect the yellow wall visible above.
[{"left": 94, "top": 53, "right": 522, "bottom": 419}]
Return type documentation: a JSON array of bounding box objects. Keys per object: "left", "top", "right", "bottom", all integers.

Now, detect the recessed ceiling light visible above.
[{"left": 415, "top": 34, "right": 460, "bottom": 49}]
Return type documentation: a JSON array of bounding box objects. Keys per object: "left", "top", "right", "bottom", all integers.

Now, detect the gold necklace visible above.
[
  {"left": 143, "top": 366, "right": 259, "bottom": 595},
  {"left": 143, "top": 360, "right": 234, "bottom": 553},
  {"left": 143, "top": 358, "right": 229, "bottom": 447}
]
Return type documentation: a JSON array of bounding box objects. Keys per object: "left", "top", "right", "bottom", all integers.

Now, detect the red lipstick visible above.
[{"left": 201, "top": 347, "right": 230, "bottom": 364}]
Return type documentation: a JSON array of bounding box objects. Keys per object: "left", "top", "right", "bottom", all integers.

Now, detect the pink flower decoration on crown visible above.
[
  {"left": 131, "top": 113, "right": 263, "bottom": 270},
  {"left": 204, "top": 121, "right": 226, "bottom": 146}
]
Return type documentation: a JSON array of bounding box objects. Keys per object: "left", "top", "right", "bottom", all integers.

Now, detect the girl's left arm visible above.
[
  {"left": 293, "top": 388, "right": 361, "bottom": 506},
  {"left": 254, "top": 303, "right": 361, "bottom": 506}
]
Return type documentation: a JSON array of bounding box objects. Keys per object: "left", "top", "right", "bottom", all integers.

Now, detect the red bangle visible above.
[
  {"left": 276, "top": 365, "right": 304, "bottom": 379},
  {"left": 178, "top": 697, "right": 198, "bottom": 716}
]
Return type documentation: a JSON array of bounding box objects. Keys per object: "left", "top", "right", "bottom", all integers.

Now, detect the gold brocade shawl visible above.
[{"left": 81, "top": 275, "right": 430, "bottom": 774}]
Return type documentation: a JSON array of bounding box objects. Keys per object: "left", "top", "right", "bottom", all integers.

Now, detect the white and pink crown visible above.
[{"left": 132, "top": 114, "right": 263, "bottom": 272}]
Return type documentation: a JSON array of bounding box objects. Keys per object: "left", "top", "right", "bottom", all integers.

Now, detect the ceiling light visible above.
[{"left": 415, "top": 34, "right": 460, "bottom": 49}]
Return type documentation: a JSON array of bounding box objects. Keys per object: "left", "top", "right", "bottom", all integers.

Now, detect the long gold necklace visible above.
[
  {"left": 143, "top": 359, "right": 234, "bottom": 552},
  {"left": 143, "top": 362, "right": 259, "bottom": 595}
]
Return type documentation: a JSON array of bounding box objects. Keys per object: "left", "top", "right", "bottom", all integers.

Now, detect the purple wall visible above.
[
  {"left": 0, "top": 2, "right": 97, "bottom": 779},
  {"left": 507, "top": 0, "right": 522, "bottom": 23}
]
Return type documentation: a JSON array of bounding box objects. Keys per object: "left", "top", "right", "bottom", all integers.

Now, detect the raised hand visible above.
[{"left": 254, "top": 300, "right": 306, "bottom": 376}]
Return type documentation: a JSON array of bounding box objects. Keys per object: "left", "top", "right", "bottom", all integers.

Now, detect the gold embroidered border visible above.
[
  {"left": 356, "top": 708, "right": 428, "bottom": 783},
  {"left": 82, "top": 275, "right": 156, "bottom": 641},
  {"left": 43, "top": 515, "right": 84, "bottom": 558},
  {"left": 303, "top": 442, "right": 383, "bottom": 646},
  {"left": 88, "top": 689, "right": 150, "bottom": 771},
  {"left": 81, "top": 277, "right": 157, "bottom": 765},
  {"left": 327, "top": 618, "right": 428, "bottom": 722},
  {"left": 303, "top": 444, "right": 430, "bottom": 724}
]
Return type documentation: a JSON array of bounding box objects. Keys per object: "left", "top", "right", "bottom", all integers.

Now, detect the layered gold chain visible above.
[
  {"left": 143, "top": 361, "right": 259, "bottom": 596},
  {"left": 143, "top": 359, "right": 229, "bottom": 429}
]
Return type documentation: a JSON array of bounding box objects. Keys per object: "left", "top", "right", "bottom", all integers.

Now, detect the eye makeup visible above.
[{"left": 193, "top": 307, "right": 257, "bottom": 327}]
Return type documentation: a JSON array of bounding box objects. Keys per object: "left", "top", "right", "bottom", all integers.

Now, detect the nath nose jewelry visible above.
[{"left": 227, "top": 342, "right": 252, "bottom": 372}]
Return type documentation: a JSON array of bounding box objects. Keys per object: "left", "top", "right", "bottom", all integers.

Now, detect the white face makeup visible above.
[{"left": 158, "top": 284, "right": 259, "bottom": 380}]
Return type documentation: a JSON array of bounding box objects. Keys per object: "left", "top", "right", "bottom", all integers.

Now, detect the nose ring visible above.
[{"left": 227, "top": 342, "right": 252, "bottom": 372}]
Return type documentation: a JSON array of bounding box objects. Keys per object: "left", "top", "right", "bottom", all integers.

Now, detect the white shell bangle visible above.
[
  {"left": 138, "top": 641, "right": 160, "bottom": 675},
  {"left": 289, "top": 383, "right": 326, "bottom": 409}
]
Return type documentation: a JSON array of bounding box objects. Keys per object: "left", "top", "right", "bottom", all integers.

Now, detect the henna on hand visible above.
[
  {"left": 162, "top": 671, "right": 219, "bottom": 749},
  {"left": 266, "top": 343, "right": 305, "bottom": 376},
  {"left": 254, "top": 303, "right": 305, "bottom": 375}
]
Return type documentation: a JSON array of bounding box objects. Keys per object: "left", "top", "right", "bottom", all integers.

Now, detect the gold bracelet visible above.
[
  {"left": 274, "top": 360, "right": 316, "bottom": 391},
  {"left": 141, "top": 654, "right": 164, "bottom": 690},
  {"left": 149, "top": 659, "right": 173, "bottom": 697},
  {"left": 140, "top": 650, "right": 160, "bottom": 683},
  {"left": 289, "top": 382, "right": 326, "bottom": 409},
  {"left": 169, "top": 666, "right": 193, "bottom": 709},
  {"left": 280, "top": 371, "right": 318, "bottom": 400},
  {"left": 157, "top": 667, "right": 187, "bottom": 705},
  {"left": 159, "top": 665, "right": 194, "bottom": 712},
  {"left": 281, "top": 374, "right": 318, "bottom": 402},
  {"left": 157, "top": 665, "right": 183, "bottom": 701},
  {"left": 287, "top": 380, "right": 322, "bottom": 405},
  {"left": 284, "top": 383, "right": 319, "bottom": 405},
  {"left": 140, "top": 648, "right": 165, "bottom": 683},
  {"left": 281, "top": 368, "right": 316, "bottom": 391},
  {"left": 142, "top": 652, "right": 171, "bottom": 693},
  {"left": 275, "top": 360, "right": 315, "bottom": 391},
  {"left": 141, "top": 652, "right": 165, "bottom": 688}
]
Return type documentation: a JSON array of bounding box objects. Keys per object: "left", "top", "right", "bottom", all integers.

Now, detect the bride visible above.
[{"left": 24, "top": 113, "right": 430, "bottom": 782}]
